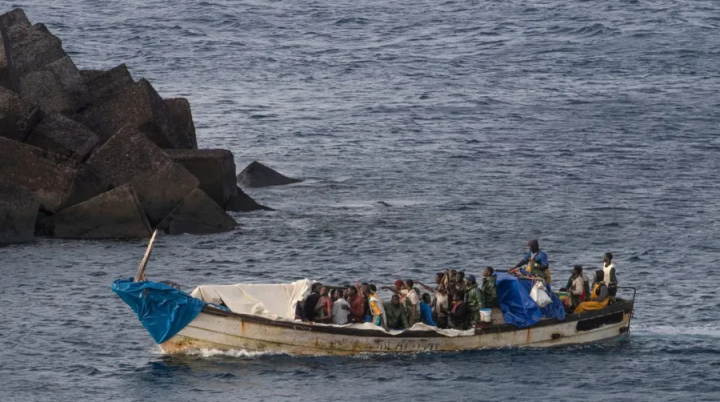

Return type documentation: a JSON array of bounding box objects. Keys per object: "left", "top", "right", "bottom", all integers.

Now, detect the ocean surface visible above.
[{"left": 2, "top": 0, "right": 720, "bottom": 400}]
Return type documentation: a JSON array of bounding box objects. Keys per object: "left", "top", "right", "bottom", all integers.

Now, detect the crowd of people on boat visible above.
[
  {"left": 295, "top": 267, "right": 499, "bottom": 330},
  {"left": 294, "top": 240, "right": 619, "bottom": 330}
]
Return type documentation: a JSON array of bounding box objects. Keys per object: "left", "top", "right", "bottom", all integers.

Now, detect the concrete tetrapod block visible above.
[
  {"left": 0, "top": 9, "right": 32, "bottom": 89},
  {"left": 164, "top": 98, "right": 197, "bottom": 149},
  {"left": 80, "top": 64, "right": 133, "bottom": 105},
  {"left": 0, "top": 86, "right": 40, "bottom": 141},
  {"left": 2, "top": 22, "right": 65, "bottom": 78},
  {"left": 0, "top": 136, "right": 109, "bottom": 213},
  {"left": 25, "top": 114, "right": 100, "bottom": 161},
  {"left": 237, "top": 161, "right": 302, "bottom": 188},
  {"left": 77, "top": 79, "right": 192, "bottom": 149},
  {"left": 0, "top": 177, "right": 39, "bottom": 244},
  {"left": 86, "top": 128, "right": 199, "bottom": 224},
  {"left": 225, "top": 186, "right": 273, "bottom": 212},
  {"left": 17, "top": 55, "right": 86, "bottom": 114},
  {"left": 40, "top": 184, "right": 152, "bottom": 239},
  {"left": 156, "top": 188, "right": 237, "bottom": 235},
  {"left": 163, "top": 149, "right": 236, "bottom": 208}
]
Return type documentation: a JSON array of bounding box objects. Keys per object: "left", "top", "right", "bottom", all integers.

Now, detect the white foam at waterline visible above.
[
  {"left": 179, "top": 348, "right": 285, "bottom": 358},
  {"left": 632, "top": 324, "right": 720, "bottom": 337}
]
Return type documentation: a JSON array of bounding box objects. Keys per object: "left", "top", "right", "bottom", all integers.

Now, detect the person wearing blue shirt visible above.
[
  {"left": 419, "top": 293, "right": 437, "bottom": 327},
  {"left": 514, "top": 239, "right": 552, "bottom": 284}
]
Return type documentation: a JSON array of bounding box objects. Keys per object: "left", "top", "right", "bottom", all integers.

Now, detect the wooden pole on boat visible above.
[{"left": 134, "top": 229, "right": 158, "bottom": 282}]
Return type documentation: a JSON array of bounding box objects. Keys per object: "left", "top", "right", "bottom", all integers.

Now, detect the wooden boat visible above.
[
  {"left": 160, "top": 299, "right": 635, "bottom": 355},
  {"left": 117, "top": 231, "right": 636, "bottom": 356}
]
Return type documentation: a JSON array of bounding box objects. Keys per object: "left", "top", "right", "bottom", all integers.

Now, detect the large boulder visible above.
[
  {"left": 0, "top": 177, "right": 39, "bottom": 244},
  {"left": 156, "top": 188, "right": 237, "bottom": 235},
  {"left": 0, "top": 137, "right": 109, "bottom": 213},
  {"left": 80, "top": 64, "right": 133, "bottom": 105},
  {"left": 25, "top": 114, "right": 99, "bottom": 161},
  {"left": 0, "top": 86, "right": 40, "bottom": 141},
  {"left": 40, "top": 184, "right": 152, "bottom": 239},
  {"left": 237, "top": 161, "right": 302, "bottom": 188},
  {"left": 164, "top": 98, "right": 197, "bottom": 149},
  {"left": 86, "top": 128, "right": 198, "bottom": 223},
  {"left": 163, "top": 149, "right": 236, "bottom": 208},
  {"left": 225, "top": 186, "right": 273, "bottom": 212},
  {"left": 77, "top": 79, "right": 193, "bottom": 148}
]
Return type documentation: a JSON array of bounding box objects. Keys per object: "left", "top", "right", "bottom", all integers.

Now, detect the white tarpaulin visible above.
[
  {"left": 190, "top": 279, "right": 474, "bottom": 337},
  {"left": 191, "top": 279, "right": 312, "bottom": 320}
]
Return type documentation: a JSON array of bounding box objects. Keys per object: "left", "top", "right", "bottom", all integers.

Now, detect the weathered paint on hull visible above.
[{"left": 161, "top": 310, "right": 632, "bottom": 356}]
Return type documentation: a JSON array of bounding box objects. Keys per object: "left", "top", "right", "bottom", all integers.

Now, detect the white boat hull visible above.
[{"left": 161, "top": 302, "right": 633, "bottom": 356}]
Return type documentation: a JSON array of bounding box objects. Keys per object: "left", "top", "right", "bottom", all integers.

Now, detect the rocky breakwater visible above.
[{"left": 0, "top": 9, "right": 270, "bottom": 244}]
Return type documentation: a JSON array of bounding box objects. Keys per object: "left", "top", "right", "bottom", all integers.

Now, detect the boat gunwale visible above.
[{"left": 199, "top": 298, "right": 634, "bottom": 338}]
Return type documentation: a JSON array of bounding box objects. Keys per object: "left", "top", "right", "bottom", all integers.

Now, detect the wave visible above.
[{"left": 633, "top": 324, "right": 720, "bottom": 338}]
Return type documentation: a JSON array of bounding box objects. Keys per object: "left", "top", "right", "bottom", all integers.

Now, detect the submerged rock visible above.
[
  {"left": 0, "top": 86, "right": 40, "bottom": 141},
  {"left": 0, "top": 177, "right": 39, "bottom": 244},
  {"left": 86, "top": 128, "right": 198, "bottom": 224},
  {"left": 41, "top": 184, "right": 151, "bottom": 239},
  {"left": 237, "top": 161, "right": 302, "bottom": 188},
  {"left": 225, "top": 186, "right": 273, "bottom": 212},
  {"left": 164, "top": 148, "right": 237, "bottom": 208},
  {"left": 25, "top": 114, "right": 99, "bottom": 161},
  {"left": 157, "top": 188, "right": 237, "bottom": 235}
]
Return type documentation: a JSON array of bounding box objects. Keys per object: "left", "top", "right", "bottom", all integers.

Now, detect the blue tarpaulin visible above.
[
  {"left": 111, "top": 278, "right": 205, "bottom": 343},
  {"left": 496, "top": 272, "right": 566, "bottom": 328}
]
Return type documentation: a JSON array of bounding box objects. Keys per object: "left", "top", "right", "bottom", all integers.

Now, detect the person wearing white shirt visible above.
[{"left": 331, "top": 288, "right": 351, "bottom": 325}]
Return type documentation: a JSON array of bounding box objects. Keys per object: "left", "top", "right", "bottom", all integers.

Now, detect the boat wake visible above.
[{"left": 633, "top": 324, "right": 720, "bottom": 338}]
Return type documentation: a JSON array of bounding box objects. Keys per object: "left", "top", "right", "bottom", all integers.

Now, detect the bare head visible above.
[
  {"left": 603, "top": 252, "right": 613, "bottom": 265},
  {"left": 483, "top": 267, "right": 494, "bottom": 278},
  {"left": 391, "top": 294, "right": 400, "bottom": 305},
  {"left": 422, "top": 293, "right": 431, "bottom": 304}
]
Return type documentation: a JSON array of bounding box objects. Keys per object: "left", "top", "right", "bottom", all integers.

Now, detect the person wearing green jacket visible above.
[
  {"left": 384, "top": 294, "right": 410, "bottom": 330},
  {"left": 464, "top": 275, "right": 483, "bottom": 327},
  {"left": 481, "top": 267, "right": 498, "bottom": 308}
]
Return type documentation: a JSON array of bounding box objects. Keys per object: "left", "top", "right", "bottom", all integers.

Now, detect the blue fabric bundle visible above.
[
  {"left": 111, "top": 278, "right": 205, "bottom": 343},
  {"left": 495, "top": 272, "right": 566, "bottom": 328}
]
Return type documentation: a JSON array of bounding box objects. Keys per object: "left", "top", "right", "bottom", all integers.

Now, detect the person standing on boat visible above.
[
  {"left": 347, "top": 286, "right": 366, "bottom": 323},
  {"left": 514, "top": 239, "right": 551, "bottom": 284},
  {"left": 331, "top": 288, "right": 350, "bottom": 325},
  {"left": 464, "top": 275, "right": 483, "bottom": 327},
  {"left": 304, "top": 283, "right": 323, "bottom": 322},
  {"left": 446, "top": 291, "right": 470, "bottom": 330},
  {"left": 481, "top": 267, "right": 498, "bottom": 308},
  {"left": 367, "top": 284, "right": 387, "bottom": 329},
  {"left": 419, "top": 293, "right": 437, "bottom": 327},
  {"left": 384, "top": 294, "right": 410, "bottom": 330},
  {"left": 602, "top": 252, "right": 618, "bottom": 301},
  {"left": 313, "top": 286, "right": 333, "bottom": 323},
  {"left": 402, "top": 280, "right": 421, "bottom": 326},
  {"left": 574, "top": 270, "right": 609, "bottom": 314}
]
